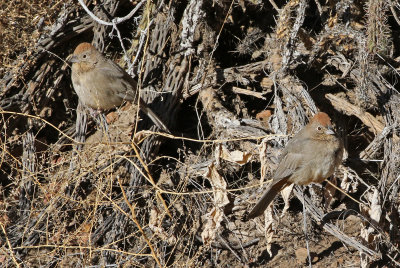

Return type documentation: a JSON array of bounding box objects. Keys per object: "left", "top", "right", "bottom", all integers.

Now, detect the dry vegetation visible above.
[{"left": 1, "top": 0, "right": 400, "bottom": 267}]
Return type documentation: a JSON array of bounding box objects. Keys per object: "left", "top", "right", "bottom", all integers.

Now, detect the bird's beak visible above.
[
  {"left": 325, "top": 126, "right": 336, "bottom": 135},
  {"left": 68, "top": 55, "right": 79, "bottom": 63}
]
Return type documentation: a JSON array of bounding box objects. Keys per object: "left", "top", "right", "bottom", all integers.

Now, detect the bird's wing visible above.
[
  {"left": 96, "top": 59, "right": 138, "bottom": 101},
  {"left": 272, "top": 136, "right": 311, "bottom": 180},
  {"left": 96, "top": 59, "right": 126, "bottom": 78},
  {"left": 273, "top": 152, "right": 304, "bottom": 180}
]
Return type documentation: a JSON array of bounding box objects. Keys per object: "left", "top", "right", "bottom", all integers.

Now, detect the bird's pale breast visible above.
[
  {"left": 288, "top": 137, "right": 341, "bottom": 185},
  {"left": 72, "top": 63, "right": 132, "bottom": 110}
]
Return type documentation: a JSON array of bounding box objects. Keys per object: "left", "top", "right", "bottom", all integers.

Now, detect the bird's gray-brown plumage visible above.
[
  {"left": 243, "top": 112, "right": 343, "bottom": 221},
  {"left": 69, "top": 42, "right": 170, "bottom": 133}
]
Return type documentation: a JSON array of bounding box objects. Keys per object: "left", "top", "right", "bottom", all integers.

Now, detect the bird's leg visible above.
[
  {"left": 69, "top": 103, "right": 87, "bottom": 172},
  {"left": 88, "top": 107, "right": 102, "bottom": 118},
  {"left": 302, "top": 187, "right": 312, "bottom": 268},
  {"left": 89, "top": 109, "right": 111, "bottom": 141},
  {"left": 98, "top": 113, "right": 111, "bottom": 141}
]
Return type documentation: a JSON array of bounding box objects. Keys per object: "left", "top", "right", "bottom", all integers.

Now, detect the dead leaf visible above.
[
  {"left": 264, "top": 206, "right": 274, "bottom": 256},
  {"left": 203, "top": 162, "right": 229, "bottom": 208},
  {"left": 201, "top": 163, "right": 230, "bottom": 245},
  {"left": 368, "top": 189, "right": 382, "bottom": 224},
  {"left": 217, "top": 144, "right": 252, "bottom": 166},
  {"left": 106, "top": 111, "right": 118, "bottom": 123},
  {"left": 360, "top": 188, "right": 382, "bottom": 267},
  {"left": 201, "top": 208, "right": 223, "bottom": 246},
  {"left": 281, "top": 184, "right": 294, "bottom": 215}
]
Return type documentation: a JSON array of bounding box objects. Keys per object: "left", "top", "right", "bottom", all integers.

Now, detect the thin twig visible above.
[
  {"left": 326, "top": 180, "right": 367, "bottom": 208},
  {"left": 302, "top": 189, "right": 312, "bottom": 268},
  {"left": 77, "top": 0, "right": 145, "bottom": 26},
  {"left": 77, "top": 0, "right": 145, "bottom": 62},
  {"left": 130, "top": 143, "right": 172, "bottom": 218},
  {"left": 117, "top": 176, "right": 162, "bottom": 267},
  {"left": 269, "top": 0, "right": 280, "bottom": 11}
]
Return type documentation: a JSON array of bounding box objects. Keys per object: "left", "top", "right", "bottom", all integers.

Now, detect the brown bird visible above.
[
  {"left": 243, "top": 112, "right": 343, "bottom": 221},
  {"left": 69, "top": 42, "right": 170, "bottom": 133}
]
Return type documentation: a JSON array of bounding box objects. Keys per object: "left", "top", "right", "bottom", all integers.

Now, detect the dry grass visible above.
[{"left": 0, "top": 0, "right": 64, "bottom": 77}]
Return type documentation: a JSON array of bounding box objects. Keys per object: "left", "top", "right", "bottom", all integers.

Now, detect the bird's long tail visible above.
[
  {"left": 243, "top": 178, "right": 290, "bottom": 221},
  {"left": 139, "top": 99, "right": 171, "bottom": 133}
]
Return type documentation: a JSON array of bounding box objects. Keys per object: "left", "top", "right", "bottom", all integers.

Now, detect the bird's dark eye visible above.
[
  {"left": 82, "top": 54, "right": 87, "bottom": 59},
  {"left": 316, "top": 126, "right": 322, "bottom": 131}
]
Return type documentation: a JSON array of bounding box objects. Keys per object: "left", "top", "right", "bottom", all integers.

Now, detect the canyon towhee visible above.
[
  {"left": 69, "top": 42, "right": 170, "bottom": 133},
  {"left": 243, "top": 112, "right": 343, "bottom": 221}
]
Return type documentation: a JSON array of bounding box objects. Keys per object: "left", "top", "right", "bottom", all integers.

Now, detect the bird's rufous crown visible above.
[
  {"left": 73, "top": 42, "right": 95, "bottom": 55},
  {"left": 311, "top": 112, "right": 332, "bottom": 126}
]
